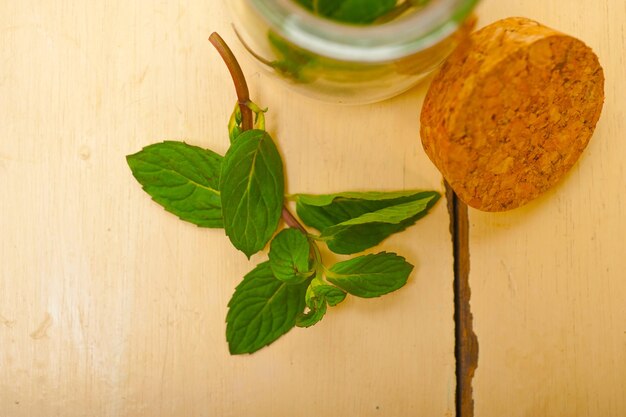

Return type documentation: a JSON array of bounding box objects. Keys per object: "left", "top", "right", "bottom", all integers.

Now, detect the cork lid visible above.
[{"left": 420, "top": 17, "right": 605, "bottom": 212}]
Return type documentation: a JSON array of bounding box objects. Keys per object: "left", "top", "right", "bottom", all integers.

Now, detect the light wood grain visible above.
[
  {"left": 0, "top": 1, "right": 454, "bottom": 416},
  {"left": 470, "top": 1, "right": 626, "bottom": 416}
]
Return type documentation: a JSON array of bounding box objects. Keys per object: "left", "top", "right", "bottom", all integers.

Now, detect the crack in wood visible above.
[{"left": 446, "top": 182, "right": 479, "bottom": 417}]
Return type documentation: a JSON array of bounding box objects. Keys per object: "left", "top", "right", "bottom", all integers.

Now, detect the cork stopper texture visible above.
[{"left": 420, "top": 17, "right": 605, "bottom": 211}]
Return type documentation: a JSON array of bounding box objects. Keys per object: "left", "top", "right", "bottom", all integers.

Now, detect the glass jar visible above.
[{"left": 228, "top": 0, "right": 478, "bottom": 104}]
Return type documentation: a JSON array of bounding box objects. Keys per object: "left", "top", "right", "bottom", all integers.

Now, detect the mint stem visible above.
[
  {"left": 209, "top": 32, "right": 253, "bottom": 131},
  {"left": 210, "top": 31, "right": 308, "bottom": 234},
  {"left": 282, "top": 206, "right": 307, "bottom": 234}
]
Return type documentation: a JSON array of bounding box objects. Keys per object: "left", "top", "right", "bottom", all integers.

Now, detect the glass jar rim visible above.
[{"left": 247, "top": 0, "right": 479, "bottom": 62}]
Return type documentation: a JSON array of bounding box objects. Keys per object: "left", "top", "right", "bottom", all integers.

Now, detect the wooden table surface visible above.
[{"left": 0, "top": 1, "right": 624, "bottom": 416}]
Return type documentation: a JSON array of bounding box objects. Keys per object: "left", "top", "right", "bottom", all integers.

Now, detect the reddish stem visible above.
[
  {"left": 282, "top": 206, "right": 307, "bottom": 234},
  {"left": 209, "top": 32, "right": 253, "bottom": 131}
]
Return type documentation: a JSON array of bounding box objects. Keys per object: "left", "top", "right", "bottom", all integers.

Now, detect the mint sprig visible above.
[{"left": 126, "top": 32, "right": 440, "bottom": 354}]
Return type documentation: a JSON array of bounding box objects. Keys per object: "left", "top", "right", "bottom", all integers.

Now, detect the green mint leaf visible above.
[
  {"left": 296, "top": 280, "right": 345, "bottom": 328},
  {"left": 314, "top": 284, "right": 347, "bottom": 306},
  {"left": 228, "top": 102, "right": 267, "bottom": 143},
  {"left": 226, "top": 261, "right": 308, "bottom": 354},
  {"left": 245, "top": 101, "right": 269, "bottom": 128},
  {"left": 304, "top": 278, "right": 322, "bottom": 309},
  {"left": 228, "top": 104, "right": 243, "bottom": 143},
  {"left": 220, "top": 129, "right": 284, "bottom": 258},
  {"left": 327, "top": 0, "right": 397, "bottom": 23},
  {"left": 297, "top": 0, "right": 397, "bottom": 23},
  {"left": 293, "top": 0, "right": 313, "bottom": 9},
  {"left": 304, "top": 280, "right": 346, "bottom": 308},
  {"left": 325, "top": 223, "right": 410, "bottom": 254},
  {"left": 296, "top": 190, "right": 432, "bottom": 207},
  {"left": 295, "top": 190, "right": 438, "bottom": 229},
  {"left": 296, "top": 191, "right": 439, "bottom": 254},
  {"left": 268, "top": 31, "right": 318, "bottom": 83},
  {"left": 325, "top": 198, "right": 434, "bottom": 226},
  {"left": 296, "top": 295, "right": 327, "bottom": 328},
  {"left": 268, "top": 228, "right": 313, "bottom": 283},
  {"left": 311, "top": 0, "right": 342, "bottom": 17},
  {"left": 126, "top": 141, "right": 223, "bottom": 228},
  {"left": 327, "top": 252, "right": 413, "bottom": 298}
]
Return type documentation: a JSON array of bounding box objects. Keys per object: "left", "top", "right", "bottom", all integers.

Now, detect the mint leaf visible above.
[
  {"left": 295, "top": 190, "right": 438, "bottom": 230},
  {"left": 296, "top": 191, "right": 439, "bottom": 254},
  {"left": 268, "top": 31, "right": 318, "bottom": 83},
  {"left": 325, "top": 198, "right": 434, "bottom": 226},
  {"left": 327, "top": 252, "right": 413, "bottom": 298},
  {"left": 296, "top": 190, "right": 432, "bottom": 207},
  {"left": 311, "top": 0, "right": 342, "bottom": 17},
  {"left": 220, "top": 129, "right": 284, "bottom": 258},
  {"left": 320, "top": 0, "right": 397, "bottom": 23},
  {"left": 296, "top": 294, "right": 327, "bottom": 328},
  {"left": 314, "top": 284, "right": 347, "bottom": 306},
  {"left": 268, "top": 228, "right": 313, "bottom": 283},
  {"left": 318, "top": 198, "right": 437, "bottom": 255},
  {"left": 126, "top": 141, "right": 223, "bottom": 228},
  {"left": 293, "top": 0, "right": 313, "bottom": 9},
  {"left": 226, "top": 262, "right": 308, "bottom": 354},
  {"left": 228, "top": 104, "right": 243, "bottom": 143},
  {"left": 304, "top": 281, "right": 347, "bottom": 309},
  {"left": 229, "top": 102, "right": 267, "bottom": 143},
  {"left": 296, "top": 280, "right": 346, "bottom": 328},
  {"left": 295, "top": 0, "right": 398, "bottom": 23}
]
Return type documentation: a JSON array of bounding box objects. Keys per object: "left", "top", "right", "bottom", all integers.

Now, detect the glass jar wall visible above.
[{"left": 228, "top": 0, "right": 478, "bottom": 104}]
